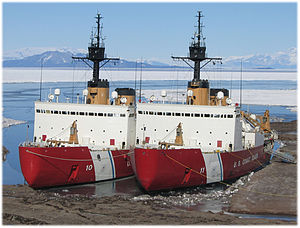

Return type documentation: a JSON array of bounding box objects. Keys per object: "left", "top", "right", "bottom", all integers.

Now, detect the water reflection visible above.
[{"left": 46, "top": 176, "right": 143, "bottom": 198}]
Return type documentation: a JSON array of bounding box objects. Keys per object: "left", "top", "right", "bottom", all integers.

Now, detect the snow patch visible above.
[{"left": 3, "top": 117, "right": 26, "bottom": 128}]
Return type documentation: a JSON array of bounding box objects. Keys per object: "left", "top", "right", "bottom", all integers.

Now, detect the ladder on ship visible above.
[{"left": 266, "top": 149, "right": 296, "bottom": 164}]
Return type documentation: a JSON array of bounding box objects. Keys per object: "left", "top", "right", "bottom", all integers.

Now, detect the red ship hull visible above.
[
  {"left": 19, "top": 146, "right": 133, "bottom": 188},
  {"left": 132, "top": 145, "right": 270, "bottom": 191}
]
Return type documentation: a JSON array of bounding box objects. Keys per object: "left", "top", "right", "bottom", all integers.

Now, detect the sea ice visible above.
[
  {"left": 2, "top": 68, "right": 297, "bottom": 82},
  {"left": 2, "top": 117, "right": 26, "bottom": 128}
]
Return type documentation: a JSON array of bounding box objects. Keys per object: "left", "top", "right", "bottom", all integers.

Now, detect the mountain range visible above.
[{"left": 3, "top": 47, "right": 297, "bottom": 69}]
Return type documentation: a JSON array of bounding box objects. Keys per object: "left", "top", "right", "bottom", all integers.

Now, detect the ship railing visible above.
[{"left": 20, "top": 141, "right": 46, "bottom": 148}]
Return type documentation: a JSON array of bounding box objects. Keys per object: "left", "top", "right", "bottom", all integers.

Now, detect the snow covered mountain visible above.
[
  {"left": 3, "top": 47, "right": 87, "bottom": 61},
  {"left": 2, "top": 49, "right": 172, "bottom": 68},
  {"left": 2, "top": 47, "right": 297, "bottom": 69},
  {"left": 222, "top": 47, "right": 297, "bottom": 69}
]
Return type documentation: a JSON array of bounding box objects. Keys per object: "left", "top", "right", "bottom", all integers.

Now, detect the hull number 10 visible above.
[{"left": 86, "top": 164, "right": 93, "bottom": 171}]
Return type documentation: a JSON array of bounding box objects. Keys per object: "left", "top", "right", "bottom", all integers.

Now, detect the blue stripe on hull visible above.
[
  {"left": 217, "top": 153, "right": 223, "bottom": 181},
  {"left": 108, "top": 150, "right": 115, "bottom": 179}
]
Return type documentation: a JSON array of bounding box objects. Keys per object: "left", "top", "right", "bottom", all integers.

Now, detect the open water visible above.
[{"left": 2, "top": 79, "right": 297, "bottom": 219}]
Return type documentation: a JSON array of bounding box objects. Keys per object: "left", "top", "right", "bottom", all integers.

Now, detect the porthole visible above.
[{"left": 97, "top": 154, "right": 101, "bottom": 161}]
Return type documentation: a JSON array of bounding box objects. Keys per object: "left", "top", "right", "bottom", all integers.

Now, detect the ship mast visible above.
[
  {"left": 172, "top": 11, "right": 222, "bottom": 81},
  {"left": 72, "top": 13, "right": 119, "bottom": 105},
  {"left": 172, "top": 11, "right": 222, "bottom": 106}
]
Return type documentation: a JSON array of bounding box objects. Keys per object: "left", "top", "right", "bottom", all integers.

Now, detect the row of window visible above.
[
  {"left": 35, "top": 108, "right": 238, "bottom": 119},
  {"left": 36, "top": 109, "right": 134, "bottom": 117},
  {"left": 137, "top": 110, "right": 235, "bottom": 118}
]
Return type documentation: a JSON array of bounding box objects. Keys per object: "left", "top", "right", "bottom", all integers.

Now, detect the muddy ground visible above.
[
  {"left": 2, "top": 121, "right": 297, "bottom": 225},
  {"left": 229, "top": 120, "right": 297, "bottom": 216},
  {"left": 2, "top": 185, "right": 295, "bottom": 225}
]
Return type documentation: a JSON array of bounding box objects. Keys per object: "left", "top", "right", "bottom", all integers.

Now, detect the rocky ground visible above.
[{"left": 2, "top": 121, "right": 297, "bottom": 225}]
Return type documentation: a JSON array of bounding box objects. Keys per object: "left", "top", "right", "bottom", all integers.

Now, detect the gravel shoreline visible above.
[{"left": 2, "top": 121, "right": 297, "bottom": 225}]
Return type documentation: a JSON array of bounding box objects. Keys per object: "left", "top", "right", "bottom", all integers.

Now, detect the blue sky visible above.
[{"left": 3, "top": 2, "right": 297, "bottom": 62}]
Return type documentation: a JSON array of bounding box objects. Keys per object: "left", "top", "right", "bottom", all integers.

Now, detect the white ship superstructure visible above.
[{"left": 34, "top": 101, "right": 136, "bottom": 150}]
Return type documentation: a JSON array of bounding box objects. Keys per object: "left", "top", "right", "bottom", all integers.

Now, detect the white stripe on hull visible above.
[
  {"left": 203, "top": 153, "right": 223, "bottom": 184},
  {"left": 90, "top": 150, "right": 115, "bottom": 181}
]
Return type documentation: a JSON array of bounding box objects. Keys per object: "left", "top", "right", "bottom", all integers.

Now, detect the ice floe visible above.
[
  {"left": 2, "top": 117, "right": 26, "bottom": 128},
  {"left": 131, "top": 172, "right": 255, "bottom": 208}
]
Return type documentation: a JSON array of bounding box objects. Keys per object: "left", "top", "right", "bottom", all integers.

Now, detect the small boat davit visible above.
[{"left": 130, "top": 11, "right": 276, "bottom": 192}]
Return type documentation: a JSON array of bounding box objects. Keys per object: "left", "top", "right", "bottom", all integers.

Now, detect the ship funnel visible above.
[{"left": 114, "top": 88, "right": 135, "bottom": 106}]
